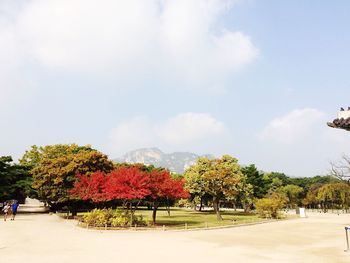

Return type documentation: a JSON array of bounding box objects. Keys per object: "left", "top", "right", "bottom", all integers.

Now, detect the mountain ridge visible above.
[{"left": 114, "top": 147, "right": 214, "bottom": 174}]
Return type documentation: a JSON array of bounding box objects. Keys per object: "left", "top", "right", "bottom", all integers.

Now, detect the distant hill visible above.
[{"left": 114, "top": 147, "right": 214, "bottom": 174}]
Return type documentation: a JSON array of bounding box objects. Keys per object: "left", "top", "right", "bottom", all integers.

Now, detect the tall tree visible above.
[
  {"left": 205, "top": 155, "right": 243, "bottom": 220},
  {"left": 72, "top": 166, "right": 188, "bottom": 225},
  {"left": 70, "top": 171, "right": 107, "bottom": 203},
  {"left": 303, "top": 183, "right": 323, "bottom": 208},
  {"left": 184, "top": 157, "right": 210, "bottom": 211},
  {"left": 317, "top": 182, "right": 350, "bottom": 210},
  {"left": 279, "top": 184, "right": 303, "bottom": 208},
  {"left": 23, "top": 144, "right": 113, "bottom": 213},
  {"left": 146, "top": 169, "right": 188, "bottom": 224},
  {"left": 241, "top": 164, "right": 268, "bottom": 198},
  {"left": 186, "top": 155, "right": 243, "bottom": 220},
  {"left": 0, "top": 156, "right": 33, "bottom": 202},
  {"left": 266, "top": 172, "right": 290, "bottom": 186}
]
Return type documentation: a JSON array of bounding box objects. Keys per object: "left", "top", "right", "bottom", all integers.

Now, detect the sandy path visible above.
[{"left": 0, "top": 212, "right": 349, "bottom": 263}]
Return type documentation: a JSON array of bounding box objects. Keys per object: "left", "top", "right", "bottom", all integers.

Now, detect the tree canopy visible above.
[
  {"left": 71, "top": 166, "right": 188, "bottom": 224},
  {"left": 241, "top": 164, "right": 268, "bottom": 198},
  {"left": 185, "top": 155, "right": 244, "bottom": 220},
  {"left": 22, "top": 144, "right": 113, "bottom": 210},
  {"left": 0, "top": 156, "right": 33, "bottom": 202}
]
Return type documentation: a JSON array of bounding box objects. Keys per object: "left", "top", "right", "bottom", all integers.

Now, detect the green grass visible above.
[
  {"left": 75, "top": 208, "right": 280, "bottom": 230},
  {"left": 132, "top": 208, "right": 264, "bottom": 229}
]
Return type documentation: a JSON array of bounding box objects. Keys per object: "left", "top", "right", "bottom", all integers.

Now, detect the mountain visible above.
[{"left": 114, "top": 147, "right": 214, "bottom": 174}]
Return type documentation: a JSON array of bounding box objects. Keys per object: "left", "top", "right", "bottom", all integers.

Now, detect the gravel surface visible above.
[{"left": 1, "top": 212, "right": 349, "bottom": 263}]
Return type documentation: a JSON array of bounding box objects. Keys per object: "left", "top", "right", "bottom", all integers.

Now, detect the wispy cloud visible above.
[
  {"left": 254, "top": 108, "right": 350, "bottom": 176},
  {"left": 258, "top": 108, "right": 325, "bottom": 144}
]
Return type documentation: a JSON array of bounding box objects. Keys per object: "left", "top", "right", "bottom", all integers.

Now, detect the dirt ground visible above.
[{"left": 0, "top": 212, "right": 349, "bottom": 263}]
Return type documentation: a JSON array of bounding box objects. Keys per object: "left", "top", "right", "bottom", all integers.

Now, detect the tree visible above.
[
  {"left": 72, "top": 166, "right": 188, "bottom": 225},
  {"left": 105, "top": 167, "right": 151, "bottom": 224},
  {"left": 303, "top": 183, "right": 323, "bottom": 208},
  {"left": 241, "top": 164, "right": 268, "bottom": 198},
  {"left": 279, "top": 184, "right": 303, "bottom": 208},
  {"left": 330, "top": 155, "right": 350, "bottom": 184},
  {"left": 184, "top": 157, "right": 210, "bottom": 211},
  {"left": 317, "top": 182, "right": 350, "bottom": 210},
  {"left": 146, "top": 169, "right": 188, "bottom": 224},
  {"left": 23, "top": 144, "right": 113, "bottom": 213},
  {"left": 0, "top": 156, "right": 33, "bottom": 202},
  {"left": 19, "top": 145, "right": 42, "bottom": 168},
  {"left": 265, "top": 176, "right": 283, "bottom": 194},
  {"left": 104, "top": 167, "right": 150, "bottom": 201},
  {"left": 186, "top": 155, "right": 243, "bottom": 220},
  {"left": 264, "top": 172, "right": 291, "bottom": 193},
  {"left": 233, "top": 179, "right": 254, "bottom": 212},
  {"left": 70, "top": 171, "right": 107, "bottom": 203}
]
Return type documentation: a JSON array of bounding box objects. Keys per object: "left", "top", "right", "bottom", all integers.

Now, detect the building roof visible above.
[
  {"left": 327, "top": 117, "right": 350, "bottom": 131},
  {"left": 327, "top": 109, "right": 350, "bottom": 131}
]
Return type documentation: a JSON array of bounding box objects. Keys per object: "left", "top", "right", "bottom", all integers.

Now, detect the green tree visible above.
[
  {"left": 19, "top": 145, "right": 41, "bottom": 168},
  {"left": 234, "top": 179, "right": 254, "bottom": 212},
  {"left": 184, "top": 157, "right": 210, "bottom": 211},
  {"left": 241, "top": 164, "right": 268, "bottom": 198},
  {"left": 317, "top": 182, "right": 350, "bottom": 210},
  {"left": 186, "top": 155, "right": 243, "bottom": 220},
  {"left": 265, "top": 172, "right": 290, "bottom": 191},
  {"left": 22, "top": 144, "right": 114, "bottom": 213},
  {"left": 267, "top": 177, "right": 283, "bottom": 194},
  {"left": 288, "top": 175, "right": 339, "bottom": 201},
  {"left": 279, "top": 184, "right": 303, "bottom": 208},
  {"left": 0, "top": 156, "right": 33, "bottom": 202}
]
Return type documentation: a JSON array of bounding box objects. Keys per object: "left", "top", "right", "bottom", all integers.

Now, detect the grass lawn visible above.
[
  {"left": 74, "top": 208, "right": 287, "bottom": 230},
  {"left": 131, "top": 208, "right": 266, "bottom": 229}
]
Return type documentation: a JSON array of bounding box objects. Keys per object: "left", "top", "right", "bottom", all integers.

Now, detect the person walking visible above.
[
  {"left": 2, "top": 203, "right": 10, "bottom": 221},
  {"left": 11, "top": 202, "right": 19, "bottom": 221}
]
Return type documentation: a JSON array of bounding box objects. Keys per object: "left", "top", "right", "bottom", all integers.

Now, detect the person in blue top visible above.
[{"left": 11, "top": 202, "right": 19, "bottom": 221}]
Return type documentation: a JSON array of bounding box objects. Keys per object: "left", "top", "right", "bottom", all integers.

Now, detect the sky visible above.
[{"left": 1, "top": 0, "right": 350, "bottom": 177}]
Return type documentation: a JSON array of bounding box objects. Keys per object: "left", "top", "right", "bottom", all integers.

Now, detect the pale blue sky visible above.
[{"left": 1, "top": 0, "right": 350, "bottom": 176}]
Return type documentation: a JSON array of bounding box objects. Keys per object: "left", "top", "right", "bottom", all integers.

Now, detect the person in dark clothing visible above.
[{"left": 11, "top": 202, "right": 19, "bottom": 221}]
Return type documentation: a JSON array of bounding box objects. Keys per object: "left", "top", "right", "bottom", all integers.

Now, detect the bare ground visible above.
[{"left": 0, "top": 212, "right": 349, "bottom": 263}]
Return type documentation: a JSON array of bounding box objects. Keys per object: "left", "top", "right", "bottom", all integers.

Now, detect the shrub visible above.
[
  {"left": 177, "top": 198, "right": 193, "bottom": 208},
  {"left": 82, "top": 209, "right": 147, "bottom": 227},
  {"left": 83, "top": 208, "right": 114, "bottom": 226},
  {"left": 255, "top": 193, "right": 287, "bottom": 219}
]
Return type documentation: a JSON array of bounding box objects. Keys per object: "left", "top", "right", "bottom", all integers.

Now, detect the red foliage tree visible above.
[
  {"left": 104, "top": 167, "right": 150, "bottom": 201},
  {"left": 104, "top": 167, "right": 151, "bottom": 224},
  {"left": 70, "top": 171, "right": 107, "bottom": 202},
  {"left": 147, "top": 170, "right": 189, "bottom": 224},
  {"left": 71, "top": 166, "right": 189, "bottom": 225}
]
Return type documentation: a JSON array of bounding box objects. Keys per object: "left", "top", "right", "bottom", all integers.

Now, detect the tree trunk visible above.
[
  {"left": 166, "top": 198, "right": 170, "bottom": 217},
  {"left": 244, "top": 203, "right": 251, "bottom": 213},
  {"left": 126, "top": 202, "right": 134, "bottom": 226},
  {"left": 199, "top": 197, "right": 203, "bottom": 212},
  {"left": 213, "top": 196, "right": 222, "bottom": 221},
  {"left": 152, "top": 204, "right": 158, "bottom": 225}
]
